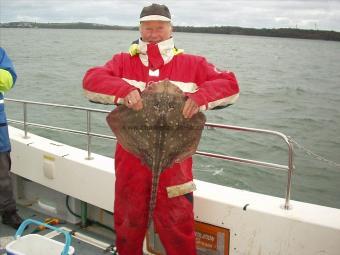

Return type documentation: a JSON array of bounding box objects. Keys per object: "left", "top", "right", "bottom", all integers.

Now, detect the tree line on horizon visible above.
[{"left": 1, "top": 21, "right": 340, "bottom": 41}]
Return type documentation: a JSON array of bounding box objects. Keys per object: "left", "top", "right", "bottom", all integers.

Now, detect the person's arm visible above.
[
  {"left": 0, "top": 48, "right": 17, "bottom": 92},
  {"left": 83, "top": 53, "right": 138, "bottom": 105},
  {"left": 186, "top": 57, "right": 239, "bottom": 111}
]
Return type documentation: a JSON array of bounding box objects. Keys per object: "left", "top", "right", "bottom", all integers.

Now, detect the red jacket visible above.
[{"left": 83, "top": 49, "right": 239, "bottom": 110}]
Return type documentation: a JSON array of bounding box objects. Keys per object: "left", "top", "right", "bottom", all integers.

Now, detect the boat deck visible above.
[{"left": 0, "top": 204, "right": 117, "bottom": 255}]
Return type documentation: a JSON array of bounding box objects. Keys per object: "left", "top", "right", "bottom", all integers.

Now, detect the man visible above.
[
  {"left": 0, "top": 47, "right": 23, "bottom": 229},
  {"left": 83, "top": 3, "right": 239, "bottom": 255}
]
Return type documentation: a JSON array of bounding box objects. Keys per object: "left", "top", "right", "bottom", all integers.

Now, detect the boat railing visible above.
[{"left": 5, "top": 98, "right": 294, "bottom": 210}]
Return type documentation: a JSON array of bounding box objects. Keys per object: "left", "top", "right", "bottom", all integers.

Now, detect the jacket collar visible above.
[{"left": 135, "top": 38, "right": 175, "bottom": 68}]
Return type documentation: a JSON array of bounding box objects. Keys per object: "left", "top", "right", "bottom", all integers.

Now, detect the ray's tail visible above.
[{"left": 147, "top": 171, "right": 161, "bottom": 228}]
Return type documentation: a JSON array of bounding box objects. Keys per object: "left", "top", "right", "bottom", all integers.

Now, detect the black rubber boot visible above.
[{"left": 2, "top": 210, "right": 23, "bottom": 229}]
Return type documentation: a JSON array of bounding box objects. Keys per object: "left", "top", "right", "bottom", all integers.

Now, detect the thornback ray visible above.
[{"left": 106, "top": 80, "right": 206, "bottom": 227}]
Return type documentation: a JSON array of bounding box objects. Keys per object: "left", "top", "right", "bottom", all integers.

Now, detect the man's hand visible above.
[
  {"left": 183, "top": 98, "right": 199, "bottom": 119},
  {"left": 124, "top": 90, "right": 143, "bottom": 110}
]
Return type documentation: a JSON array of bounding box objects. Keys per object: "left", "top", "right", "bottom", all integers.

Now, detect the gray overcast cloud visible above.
[{"left": 1, "top": 0, "right": 340, "bottom": 31}]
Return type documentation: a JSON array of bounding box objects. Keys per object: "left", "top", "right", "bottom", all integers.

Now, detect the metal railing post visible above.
[
  {"left": 86, "top": 110, "right": 93, "bottom": 160},
  {"left": 283, "top": 141, "right": 294, "bottom": 209},
  {"left": 23, "top": 102, "right": 29, "bottom": 139}
]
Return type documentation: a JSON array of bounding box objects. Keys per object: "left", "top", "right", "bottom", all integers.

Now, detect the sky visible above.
[{"left": 1, "top": 0, "right": 340, "bottom": 31}]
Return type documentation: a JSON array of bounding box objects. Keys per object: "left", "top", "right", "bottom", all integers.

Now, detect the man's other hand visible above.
[
  {"left": 124, "top": 90, "right": 143, "bottom": 110},
  {"left": 183, "top": 98, "right": 199, "bottom": 119}
]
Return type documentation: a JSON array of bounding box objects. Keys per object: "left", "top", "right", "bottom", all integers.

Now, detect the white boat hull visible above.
[{"left": 9, "top": 126, "right": 340, "bottom": 255}]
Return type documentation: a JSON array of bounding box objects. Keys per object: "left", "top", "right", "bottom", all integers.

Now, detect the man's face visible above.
[{"left": 140, "top": 21, "right": 172, "bottom": 43}]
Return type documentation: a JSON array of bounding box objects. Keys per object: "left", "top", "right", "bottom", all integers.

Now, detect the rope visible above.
[{"left": 288, "top": 136, "right": 340, "bottom": 168}]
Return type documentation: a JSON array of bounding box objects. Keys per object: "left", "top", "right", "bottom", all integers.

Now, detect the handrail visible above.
[{"left": 5, "top": 98, "right": 294, "bottom": 209}]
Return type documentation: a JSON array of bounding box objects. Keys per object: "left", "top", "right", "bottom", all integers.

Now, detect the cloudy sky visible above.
[{"left": 1, "top": 0, "right": 340, "bottom": 31}]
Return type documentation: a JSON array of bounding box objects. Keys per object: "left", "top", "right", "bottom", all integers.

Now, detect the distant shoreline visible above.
[{"left": 1, "top": 22, "right": 340, "bottom": 42}]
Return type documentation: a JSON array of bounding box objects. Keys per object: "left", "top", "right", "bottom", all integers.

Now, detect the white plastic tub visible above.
[
  {"left": 6, "top": 219, "right": 74, "bottom": 255},
  {"left": 6, "top": 234, "right": 75, "bottom": 255}
]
